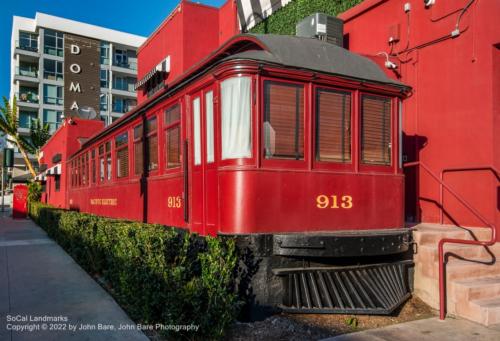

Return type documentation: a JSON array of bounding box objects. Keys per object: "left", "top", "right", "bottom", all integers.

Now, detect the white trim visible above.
[{"left": 34, "top": 13, "right": 146, "bottom": 47}]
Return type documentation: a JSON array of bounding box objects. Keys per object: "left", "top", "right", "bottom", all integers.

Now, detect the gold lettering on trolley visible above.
[
  {"left": 316, "top": 195, "right": 353, "bottom": 209},
  {"left": 167, "top": 196, "right": 182, "bottom": 208},
  {"left": 90, "top": 198, "right": 118, "bottom": 206}
]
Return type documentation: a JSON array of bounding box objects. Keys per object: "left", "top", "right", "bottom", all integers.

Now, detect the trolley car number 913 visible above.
[
  {"left": 167, "top": 196, "right": 182, "bottom": 208},
  {"left": 316, "top": 195, "right": 353, "bottom": 209}
]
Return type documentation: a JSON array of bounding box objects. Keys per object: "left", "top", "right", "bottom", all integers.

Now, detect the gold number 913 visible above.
[
  {"left": 316, "top": 195, "right": 353, "bottom": 209},
  {"left": 167, "top": 196, "right": 182, "bottom": 208}
]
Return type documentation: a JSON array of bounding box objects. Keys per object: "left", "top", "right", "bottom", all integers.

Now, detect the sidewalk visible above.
[
  {"left": 0, "top": 212, "right": 148, "bottom": 340},
  {"left": 322, "top": 316, "right": 500, "bottom": 341}
]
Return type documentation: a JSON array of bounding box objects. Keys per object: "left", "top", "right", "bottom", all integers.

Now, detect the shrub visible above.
[
  {"left": 29, "top": 201, "right": 241, "bottom": 340},
  {"left": 27, "top": 181, "right": 42, "bottom": 203}
]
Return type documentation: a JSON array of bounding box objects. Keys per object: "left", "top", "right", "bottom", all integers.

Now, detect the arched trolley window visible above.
[{"left": 220, "top": 77, "right": 252, "bottom": 160}]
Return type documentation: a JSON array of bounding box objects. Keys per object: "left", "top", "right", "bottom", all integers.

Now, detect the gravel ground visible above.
[{"left": 225, "top": 296, "right": 435, "bottom": 341}]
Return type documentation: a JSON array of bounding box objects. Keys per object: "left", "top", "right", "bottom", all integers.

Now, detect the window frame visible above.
[
  {"left": 146, "top": 115, "right": 159, "bottom": 173},
  {"left": 260, "top": 77, "right": 309, "bottom": 170},
  {"left": 164, "top": 102, "right": 182, "bottom": 172},
  {"left": 312, "top": 85, "right": 355, "bottom": 172},
  {"left": 358, "top": 92, "right": 395, "bottom": 173},
  {"left": 115, "top": 130, "right": 130, "bottom": 180},
  {"left": 218, "top": 75, "right": 255, "bottom": 168}
]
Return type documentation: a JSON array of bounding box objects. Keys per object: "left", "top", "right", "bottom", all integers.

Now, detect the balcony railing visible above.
[
  {"left": 16, "top": 92, "right": 39, "bottom": 104},
  {"left": 43, "top": 71, "right": 63, "bottom": 81},
  {"left": 112, "top": 85, "right": 136, "bottom": 93},
  {"left": 43, "top": 96, "right": 63, "bottom": 106},
  {"left": 112, "top": 105, "right": 136, "bottom": 114},
  {"left": 113, "top": 60, "right": 137, "bottom": 71},
  {"left": 15, "top": 40, "right": 38, "bottom": 53},
  {"left": 16, "top": 67, "right": 38, "bottom": 78}
]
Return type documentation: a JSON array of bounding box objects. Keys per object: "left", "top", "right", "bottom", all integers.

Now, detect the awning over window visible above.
[
  {"left": 135, "top": 56, "right": 170, "bottom": 90},
  {"left": 46, "top": 163, "right": 61, "bottom": 176},
  {"left": 236, "top": 0, "right": 293, "bottom": 32},
  {"left": 34, "top": 172, "right": 46, "bottom": 182}
]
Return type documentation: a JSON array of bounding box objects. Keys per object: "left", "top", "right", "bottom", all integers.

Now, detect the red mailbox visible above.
[{"left": 13, "top": 184, "right": 28, "bottom": 219}]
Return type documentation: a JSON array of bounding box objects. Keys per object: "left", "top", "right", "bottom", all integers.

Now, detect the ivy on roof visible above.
[{"left": 250, "top": 0, "right": 363, "bottom": 35}]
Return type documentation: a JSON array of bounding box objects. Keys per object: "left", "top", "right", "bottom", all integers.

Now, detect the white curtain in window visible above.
[
  {"left": 221, "top": 77, "right": 252, "bottom": 159},
  {"left": 205, "top": 91, "right": 215, "bottom": 163},
  {"left": 193, "top": 97, "right": 201, "bottom": 165}
]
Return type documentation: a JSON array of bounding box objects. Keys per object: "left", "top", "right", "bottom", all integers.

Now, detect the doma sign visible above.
[{"left": 64, "top": 34, "right": 100, "bottom": 119}]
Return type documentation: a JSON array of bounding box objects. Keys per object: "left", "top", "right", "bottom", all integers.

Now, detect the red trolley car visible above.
[{"left": 50, "top": 33, "right": 412, "bottom": 316}]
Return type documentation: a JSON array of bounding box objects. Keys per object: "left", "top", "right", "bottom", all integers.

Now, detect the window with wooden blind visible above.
[
  {"left": 146, "top": 116, "right": 158, "bottom": 171},
  {"left": 106, "top": 141, "right": 112, "bottom": 180},
  {"left": 361, "top": 95, "right": 392, "bottom": 166},
  {"left": 81, "top": 155, "right": 86, "bottom": 186},
  {"left": 91, "top": 149, "right": 96, "bottom": 184},
  {"left": 264, "top": 81, "right": 304, "bottom": 160},
  {"left": 134, "top": 124, "right": 143, "bottom": 175},
  {"left": 115, "top": 132, "right": 129, "bottom": 178},
  {"left": 165, "top": 104, "right": 181, "bottom": 169},
  {"left": 316, "top": 89, "right": 352, "bottom": 163},
  {"left": 99, "top": 144, "right": 105, "bottom": 182}
]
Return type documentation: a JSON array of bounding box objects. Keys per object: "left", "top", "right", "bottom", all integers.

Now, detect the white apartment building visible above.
[{"left": 9, "top": 12, "right": 146, "bottom": 180}]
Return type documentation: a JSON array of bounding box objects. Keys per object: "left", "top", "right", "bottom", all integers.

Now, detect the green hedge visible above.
[
  {"left": 250, "top": 0, "right": 363, "bottom": 35},
  {"left": 29, "top": 202, "right": 240, "bottom": 339}
]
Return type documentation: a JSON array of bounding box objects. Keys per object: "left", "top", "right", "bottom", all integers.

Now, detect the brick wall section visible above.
[{"left": 64, "top": 33, "right": 100, "bottom": 119}]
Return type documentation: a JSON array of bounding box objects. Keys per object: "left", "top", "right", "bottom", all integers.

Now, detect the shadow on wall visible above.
[{"left": 403, "top": 133, "right": 428, "bottom": 223}]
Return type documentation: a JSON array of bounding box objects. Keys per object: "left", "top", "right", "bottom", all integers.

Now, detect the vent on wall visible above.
[{"left": 296, "top": 13, "right": 344, "bottom": 47}]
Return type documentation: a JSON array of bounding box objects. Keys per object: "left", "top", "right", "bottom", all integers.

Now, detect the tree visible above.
[{"left": 0, "top": 96, "right": 51, "bottom": 177}]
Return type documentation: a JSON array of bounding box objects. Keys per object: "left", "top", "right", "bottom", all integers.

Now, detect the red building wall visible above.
[
  {"left": 136, "top": 0, "right": 239, "bottom": 103},
  {"left": 340, "top": 0, "right": 500, "bottom": 233},
  {"left": 39, "top": 119, "right": 104, "bottom": 208}
]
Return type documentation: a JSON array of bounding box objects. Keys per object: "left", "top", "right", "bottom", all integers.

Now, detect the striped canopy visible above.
[{"left": 236, "top": 0, "right": 293, "bottom": 32}]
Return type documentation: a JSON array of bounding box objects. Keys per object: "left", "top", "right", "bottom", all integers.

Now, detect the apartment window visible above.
[
  {"left": 146, "top": 116, "right": 158, "bottom": 171},
  {"left": 220, "top": 77, "right": 252, "bottom": 159},
  {"left": 361, "top": 95, "right": 392, "bottom": 166},
  {"left": 100, "top": 42, "right": 110, "bottom": 65},
  {"left": 264, "top": 81, "right": 304, "bottom": 160},
  {"left": 115, "top": 132, "right": 129, "bottom": 178},
  {"left": 19, "top": 111, "right": 37, "bottom": 129},
  {"left": 44, "top": 29, "right": 63, "bottom": 57},
  {"left": 100, "top": 69, "right": 109, "bottom": 88},
  {"left": 316, "top": 89, "right": 352, "bottom": 163},
  {"left": 43, "top": 109, "right": 62, "bottom": 133},
  {"left": 112, "top": 97, "right": 136, "bottom": 113},
  {"left": 113, "top": 76, "right": 135, "bottom": 92},
  {"left": 43, "top": 59, "right": 63, "bottom": 81},
  {"left": 134, "top": 124, "right": 143, "bottom": 175},
  {"left": 106, "top": 141, "right": 112, "bottom": 180},
  {"left": 114, "top": 49, "right": 128, "bottom": 67},
  {"left": 43, "top": 84, "right": 63, "bottom": 105},
  {"left": 18, "top": 62, "right": 38, "bottom": 78},
  {"left": 18, "top": 31, "right": 38, "bottom": 51},
  {"left": 165, "top": 104, "right": 181, "bottom": 169},
  {"left": 99, "top": 144, "right": 105, "bottom": 182},
  {"left": 18, "top": 86, "right": 38, "bottom": 103},
  {"left": 100, "top": 94, "right": 108, "bottom": 112}
]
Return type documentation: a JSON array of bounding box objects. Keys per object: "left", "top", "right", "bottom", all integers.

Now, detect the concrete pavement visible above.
[
  {"left": 0, "top": 211, "right": 148, "bottom": 340},
  {"left": 322, "top": 316, "right": 500, "bottom": 341}
]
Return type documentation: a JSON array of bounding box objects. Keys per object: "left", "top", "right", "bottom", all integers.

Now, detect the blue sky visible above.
[{"left": 0, "top": 0, "right": 226, "bottom": 97}]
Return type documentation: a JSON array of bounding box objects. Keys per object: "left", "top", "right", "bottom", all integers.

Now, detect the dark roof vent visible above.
[{"left": 296, "top": 13, "right": 344, "bottom": 47}]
